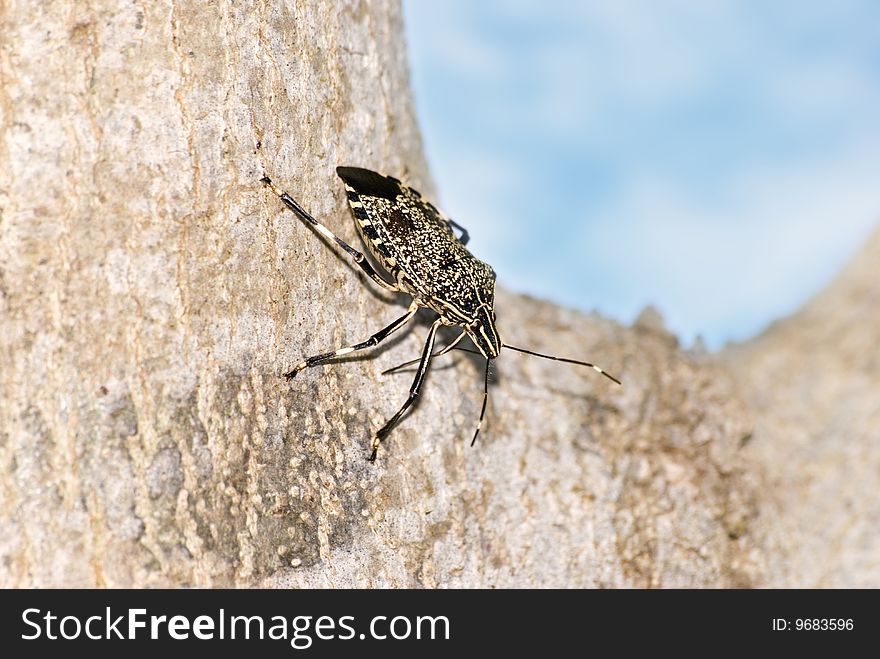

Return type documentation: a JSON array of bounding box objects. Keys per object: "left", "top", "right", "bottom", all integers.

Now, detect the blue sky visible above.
[{"left": 403, "top": 0, "right": 880, "bottom": 348}]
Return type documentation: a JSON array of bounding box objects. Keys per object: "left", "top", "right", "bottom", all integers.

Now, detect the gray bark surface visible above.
[
  {"left": 6, "top": 0, "right": 870, "bottom": 588},
  {"left": 722, "top": 227, "right": 880, "bottom": 587}
]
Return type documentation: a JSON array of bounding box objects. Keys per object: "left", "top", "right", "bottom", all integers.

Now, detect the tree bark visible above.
[
  {"left": 722, "top": 227, "right": 880, "bottom": 588},
  {"left": 2, "top": 0, "right": 775, "bottom": 587}
]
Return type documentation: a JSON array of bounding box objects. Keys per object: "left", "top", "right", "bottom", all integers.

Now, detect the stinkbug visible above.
[{"left": 261, "top": 167, "right": 620, "bottom": 461}]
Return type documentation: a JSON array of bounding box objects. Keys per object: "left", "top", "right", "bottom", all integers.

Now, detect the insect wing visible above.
[{"left": 336, "top": 166, "right": 458, "bottom": 241}]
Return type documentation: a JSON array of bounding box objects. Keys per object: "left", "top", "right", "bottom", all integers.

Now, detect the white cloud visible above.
[{"left": 576, "top": 141, "right": 880, "bottom": 346}]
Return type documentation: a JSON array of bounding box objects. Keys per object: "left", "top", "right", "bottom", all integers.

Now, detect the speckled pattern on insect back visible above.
[{"left": 344, "top": 179, "right": 497, "bottom": 320}]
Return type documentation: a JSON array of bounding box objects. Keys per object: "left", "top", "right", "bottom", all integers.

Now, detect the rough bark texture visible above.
[
  {"left": 722, "top": 227, "right": 880, "bottom": 588},
  {"left": 1, "top": 0, "right": 868, "bottom": 589}
]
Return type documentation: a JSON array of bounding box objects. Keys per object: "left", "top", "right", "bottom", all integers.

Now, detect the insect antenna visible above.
[
  {"left": 502, "top": 344, "right": 621, "bottom": 385},
  {"left": 381, "top": 357, "right": 423, "bottom": 376},
  {"left": 471, "top": 358, "right": 491, "bottom": 446},
  {"left": 381, "top": 333, "right": 473, "bottom": 375}
]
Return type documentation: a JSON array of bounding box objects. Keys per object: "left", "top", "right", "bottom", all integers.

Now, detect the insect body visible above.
[{"left": 262, "top": 167, "right": 620, "bottom": 461}]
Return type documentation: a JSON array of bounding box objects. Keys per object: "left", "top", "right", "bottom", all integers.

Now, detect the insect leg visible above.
[
  {"left": 448, "top": 219, "right": 470, "bottom": 246},
  {"left": 381, "top": 330, "right": 467, "bottom": 375},
  {"left": 369, "top": 317, "right": 443, "bottom": 461},
  {"left": 261, "top": 176, "right": 398, "bottom": 292},
  {"left": 284, "top": 301, "right": 419, "bottom": 380}
]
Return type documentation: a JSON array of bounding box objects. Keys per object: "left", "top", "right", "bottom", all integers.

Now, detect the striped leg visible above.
[
  {"left": 285, "top": 301, "right": 419, "bottom": 380},
  {"left": 369, "top": 317, "right": 443, "bottom": 461},
  {"left": 261, "top": 176, "right": 398, "bottom": 292}
]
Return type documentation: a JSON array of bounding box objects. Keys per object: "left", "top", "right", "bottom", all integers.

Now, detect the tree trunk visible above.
[
  {"left": 722, "top": 227, "right": 880, "bottom": 588},
  {"left": 2, "top": 0, "right": 774, "bottom": 587}
]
